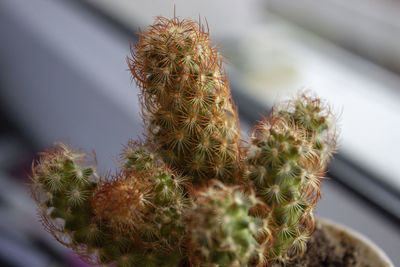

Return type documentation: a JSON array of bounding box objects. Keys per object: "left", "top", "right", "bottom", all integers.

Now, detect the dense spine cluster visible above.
[
  {"left": 187, "top": 181, "right": 267, "bottom": 266},
  {"left": 246, "top": 115, "right": 323, "bottom": 262},
  {"left": 93, "top": 141, "right": 187, "bottom": 251},
  {"left": 277, "top": 93, "right": 337, "bottom": 167},
  {"left": 128, "top": 17, "right": 241, "bottom": 185}
]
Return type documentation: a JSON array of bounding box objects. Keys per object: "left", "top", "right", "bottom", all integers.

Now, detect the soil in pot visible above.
[{"left": 273, "top": 221, "right": 358, "bottom": 267}]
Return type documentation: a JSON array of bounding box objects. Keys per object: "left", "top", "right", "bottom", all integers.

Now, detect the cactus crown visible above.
[{"left": 30, "top": 16, "right": 338, "bottom": 267}]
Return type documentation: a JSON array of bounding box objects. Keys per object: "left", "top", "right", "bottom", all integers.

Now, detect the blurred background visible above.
[{"left": 0, "top": 0, "right": 399, "bottom": 266}]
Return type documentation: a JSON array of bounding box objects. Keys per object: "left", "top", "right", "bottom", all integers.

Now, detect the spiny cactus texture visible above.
[
  {"left": 30, "top": 15, "right": 339, "bottom": 267},
  {"left": 246, "top": 116, "right": 323, "bottom": 262},
  {"left": 92, "top": 141, "right": 187, "bottom": 252},
  {"left": 277, "top": 92, "right": 337, "bottom": 167},
  {"left": 30, "top": 144, "right": 98, "bottom": 248},
  {"left": 128, "top": 17, "right": 241, "bottom": 185},
  {"left": 31, "top": 143, "right": 186, "bottom": 266},
  {"left": 186, "top": 181, "right": 268, "bottom": 266}
]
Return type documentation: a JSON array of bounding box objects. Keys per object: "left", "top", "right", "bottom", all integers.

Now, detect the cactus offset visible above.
[
  {"left": 187, "top": 181, "right": 268, "bottom": 266},
  {"left": 30, "top": 144, "right": 103, "bottom": 260},
  {"left": 128, "top": 17, "right": 241, "bottom": 185},
  {"left": 93, "top": 141, "right": 187, "bottom": 251},
  {"left": 246, "top": 111, "right": 331, "bottom": 262},
  {"left": 31, "top": 143, "right": 186, "bottom": 266}
]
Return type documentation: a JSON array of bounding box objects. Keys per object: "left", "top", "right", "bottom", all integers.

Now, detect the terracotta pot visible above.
[{"left": 318, "top": 218, "right": 393, "bottom": 267}]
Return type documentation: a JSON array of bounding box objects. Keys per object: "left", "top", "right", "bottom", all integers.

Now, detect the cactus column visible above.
[
  {"left": 246, "top": 115, "right": 324, "bottom": 262},
  {"left": 128, "top": 17, "right": 241, "bottom": 185}
]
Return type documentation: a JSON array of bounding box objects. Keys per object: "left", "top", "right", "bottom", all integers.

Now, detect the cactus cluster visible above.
[
  {"left": 32, "top": 143, "right": 186, "bottom": 266},
  {"left": 30, "top": 16, "right": 338, "bottom": 266}
]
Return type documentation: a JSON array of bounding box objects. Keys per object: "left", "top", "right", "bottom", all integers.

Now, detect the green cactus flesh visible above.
[{"left": 128, "top": 17, "right": 241, "bottom": 185}]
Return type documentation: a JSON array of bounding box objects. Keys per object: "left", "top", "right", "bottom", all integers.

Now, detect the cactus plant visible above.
[
  {"left": 128, "top": 16, "right": 242, "bottom": 185},
  {"left": 30, "top": 15, "right": 339, "bottom": 267}
]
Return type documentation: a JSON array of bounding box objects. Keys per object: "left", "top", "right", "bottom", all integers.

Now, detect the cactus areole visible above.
[{"left": 30, "top": 16, "right": 338, "bottom": 266}]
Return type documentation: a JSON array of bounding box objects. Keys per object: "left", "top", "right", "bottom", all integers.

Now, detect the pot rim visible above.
[{"left": 317, "top": 217, "right": 394, "bottom": 267}]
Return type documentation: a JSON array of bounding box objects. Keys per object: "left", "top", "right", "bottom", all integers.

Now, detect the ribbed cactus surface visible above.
[
  {"left": 246, "top": 115, "right": 323, "bottom": 262},
  {"left": 128, "top": 17, "right": 241, "bottom": 185}
]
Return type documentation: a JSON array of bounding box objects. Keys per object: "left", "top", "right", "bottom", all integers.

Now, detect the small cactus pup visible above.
[
  {"left": 30, "top": 144, "right": 102, "bottom": 260},
  {"left": 128, "top": 16, "right": 242, "bottom": 185},
  {"left": 186, "top": 181, "right": 270, "bottom": 266},
  {"left": 92, "top": 141, "right": 187, "bottom": 253},
  {"left": 277, "top": 92, "right": 337, "bottom": 167},
  {"left": 31, "top": 142, "right": 187, "bottom": 266},
  {"left": 245, "top": 114, "right": 329, "bottom": 263}
]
